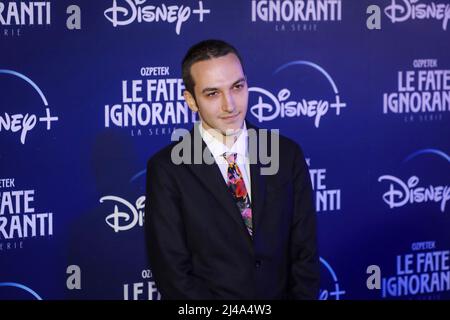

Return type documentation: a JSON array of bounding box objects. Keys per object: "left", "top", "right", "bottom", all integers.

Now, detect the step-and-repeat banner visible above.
[{"left": 1, "top": 0, "right": 449, "bottom": 300}]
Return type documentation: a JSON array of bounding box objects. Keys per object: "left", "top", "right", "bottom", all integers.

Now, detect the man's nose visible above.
[{"left": 222, "top": 92, "right": 236, "bottom": 113}]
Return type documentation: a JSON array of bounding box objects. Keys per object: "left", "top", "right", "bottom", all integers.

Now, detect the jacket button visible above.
[{"left": 255, "top": 260, "right": 261, "bottom": 268}]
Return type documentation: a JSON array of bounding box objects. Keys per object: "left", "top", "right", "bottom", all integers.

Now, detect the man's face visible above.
[{"left": 184, "top": 53, "right": 248, "bottom": 136}]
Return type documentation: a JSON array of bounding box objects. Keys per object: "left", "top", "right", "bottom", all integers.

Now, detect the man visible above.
[{"left": 145, "top": 39, "right": 319, "bottom": 299}]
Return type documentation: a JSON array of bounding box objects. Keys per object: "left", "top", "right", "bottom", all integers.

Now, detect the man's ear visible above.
[{"left": 184, "top": 90, "right": 198, "bottom": 112}]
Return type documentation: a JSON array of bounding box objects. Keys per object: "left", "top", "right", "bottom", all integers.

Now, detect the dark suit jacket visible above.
[{"left": 145, "top": 121, "right": 319, "bottom": 300}]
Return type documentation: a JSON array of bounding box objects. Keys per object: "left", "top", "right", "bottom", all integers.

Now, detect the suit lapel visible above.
[
  {"left": 185, "top": 123, "right": 253, "bottom": 247},
  {"left": 183, "top": 122, "right": 268, "bottom": 243},
  {"left": 247, "top": 122, "right": 267, "bottom": 237}
]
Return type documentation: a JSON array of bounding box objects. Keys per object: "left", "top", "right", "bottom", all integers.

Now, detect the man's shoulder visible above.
[
  {"left": 247, "top": 121, "right": 304, "bottom": 156},
  {"left": 146, "top": 139, "right": 180, "bottom": 169},
  {"left": 146, "top": 125, "right": 198, "bottom": 169},
  {"left": 278, "top": 132, "right": 303, "bottom": 153}
]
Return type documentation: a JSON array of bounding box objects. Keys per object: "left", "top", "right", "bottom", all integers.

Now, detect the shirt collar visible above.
[{"left": 198, "top": 121, "right": 248, "bottom": 161}]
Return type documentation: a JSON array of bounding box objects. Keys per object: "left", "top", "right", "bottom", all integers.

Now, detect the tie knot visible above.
[{"left": 222, "top": 152, "right": 237, "bottom": 164}]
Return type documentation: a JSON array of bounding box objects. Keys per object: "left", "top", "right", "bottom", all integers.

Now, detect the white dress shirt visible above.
[{"left": 198, "top": 121, "right": 252, "bottom": 202}]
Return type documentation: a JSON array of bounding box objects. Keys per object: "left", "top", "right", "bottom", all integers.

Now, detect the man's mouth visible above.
[{"left": 221, "top": 112, "right": 240, "bottom": 120}]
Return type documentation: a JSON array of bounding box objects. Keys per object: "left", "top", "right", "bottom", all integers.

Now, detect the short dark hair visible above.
[{"left": 181, "top": 39, "right": 244, "bottom": 97}]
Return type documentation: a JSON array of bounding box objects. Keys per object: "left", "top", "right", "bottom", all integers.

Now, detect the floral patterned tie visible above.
[{"left": 223, "top": 152, "right": 253, "bottom": 237}]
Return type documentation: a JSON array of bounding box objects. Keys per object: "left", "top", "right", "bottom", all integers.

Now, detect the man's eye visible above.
[
  {"left": 207, "top": 91, "right": 218, "bottom": 97},
  {"left": 234, "top": 84, "right": 244, "bottom": 90}
]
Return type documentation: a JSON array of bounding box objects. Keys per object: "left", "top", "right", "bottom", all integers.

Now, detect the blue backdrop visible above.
[{"left": 1, "top": 0, "right": 449, "bottom": 300}]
